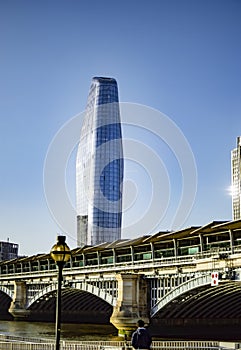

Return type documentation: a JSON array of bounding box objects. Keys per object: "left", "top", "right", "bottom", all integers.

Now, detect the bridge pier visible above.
[
  {"left": 110, "top": 273, "right": 149, "bottom": 338},
  {"left": 8, "top": 281, "right": 30, "bottom": 319}
]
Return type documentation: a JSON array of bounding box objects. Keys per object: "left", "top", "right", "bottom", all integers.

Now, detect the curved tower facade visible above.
[{"left": 76, "top": 77, "right": 123, "bottom": 247}]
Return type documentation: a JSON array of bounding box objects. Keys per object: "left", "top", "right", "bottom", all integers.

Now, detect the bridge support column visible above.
[
  {"left": 110, "top": 273, "right": 149, "bottom": 338},
  {"left": 9, "top": 281, "right": 30, "bottom": 320}
]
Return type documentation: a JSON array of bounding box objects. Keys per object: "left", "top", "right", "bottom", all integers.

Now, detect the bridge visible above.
[{"left": 1, "top": 219, "right": 241, "bottom": 337}]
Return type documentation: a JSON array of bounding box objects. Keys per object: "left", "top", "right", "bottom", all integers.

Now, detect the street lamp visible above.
[{"left": 50, "top": 235, "right": 71, "bottom": 350}]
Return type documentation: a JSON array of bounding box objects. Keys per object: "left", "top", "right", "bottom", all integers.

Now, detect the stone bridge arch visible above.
[
  {"left": 27, "top": 280, "right": 117, "bottom": 308},
  {"left": 151, "top": 274, "right": 211, "bottom": 317}
]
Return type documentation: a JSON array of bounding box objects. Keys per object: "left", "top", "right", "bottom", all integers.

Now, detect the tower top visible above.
[
  {"left": 237, "top": 136, "right": 241, "bottom": 147},
  {"left": 92, "top": 76, "right": 117, "bottom": 84}
]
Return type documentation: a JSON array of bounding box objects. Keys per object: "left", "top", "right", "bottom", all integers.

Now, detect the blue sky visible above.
[{"left": 0, "top": 0, "right": 241, "bottom": 255}]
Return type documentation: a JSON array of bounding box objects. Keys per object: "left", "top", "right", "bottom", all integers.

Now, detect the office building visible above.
[
  {"left": 0, "top": 240, "right": 18, "bottom": 261},
  {"left": 76, "top": 77, "right": 123, "bottom": 246},
  {"left": 231, "top": 136, "right": 241, "bottom": 220}
]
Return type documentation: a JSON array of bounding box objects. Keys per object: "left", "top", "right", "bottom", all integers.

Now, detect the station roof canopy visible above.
[
  {"left": 143, "top": 227, "right": 200, "bottom": 243},
  {"left": 2, "top": 220, "right": 241, "bottom": 264},
  {"left": 71, "top": 219, "right": 241, "bottom": 252}
]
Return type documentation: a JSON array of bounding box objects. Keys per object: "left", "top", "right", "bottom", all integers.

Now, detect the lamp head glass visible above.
[{"left": 50, "top": 235, "right": 71, "bottom": 263}]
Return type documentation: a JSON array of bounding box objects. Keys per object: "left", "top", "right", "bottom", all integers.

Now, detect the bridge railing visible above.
[{"left": 0, "top": 339, "right": 234, "bottom": 350}]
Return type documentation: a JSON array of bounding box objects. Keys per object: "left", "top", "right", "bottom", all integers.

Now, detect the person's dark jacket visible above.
[{"left": 131, "top": 327, "right": 152, "bottom": 349}]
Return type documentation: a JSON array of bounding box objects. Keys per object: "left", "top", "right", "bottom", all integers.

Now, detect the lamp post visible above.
[{"left": 50, "top": 235, "right": 71, "bottom": 350}]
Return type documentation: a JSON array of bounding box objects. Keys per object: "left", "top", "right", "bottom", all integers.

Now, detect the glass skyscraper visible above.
[
  {"left": 76, "top": 77, "right": 123, "bottom": 247},
  {"left": 231, "top": 136, "right": 241, "bottom": 220}
]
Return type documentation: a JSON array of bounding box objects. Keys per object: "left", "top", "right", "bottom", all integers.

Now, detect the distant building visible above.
[
  {"left": 76, "top": 77, "right": 124, "bottom": 247},
  {"left": 0, "top": 240, "right": 18, "bottom": 261},
  {"left": 231, "top": 136, "right": 241, "bottom": 220}
]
